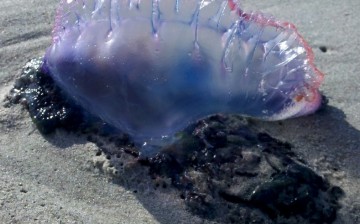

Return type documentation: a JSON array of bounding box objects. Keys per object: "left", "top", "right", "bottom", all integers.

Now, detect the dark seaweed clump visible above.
[
  {"left": 7, "top": 58, "right": 344, "bottom": 224},
  {"left": 6, "top": 58, "right": 119, "bottom": 135},
  {"left": 143, "top": 115, "right": 344, "bottom": 223},
  {"left": 6, "top": 58, "right": 84, "bottom": 134}
]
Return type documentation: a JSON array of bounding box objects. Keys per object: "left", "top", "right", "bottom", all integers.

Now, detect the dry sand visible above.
[{"left": 0, "top": 0, "right": 359, "bottom": 223}]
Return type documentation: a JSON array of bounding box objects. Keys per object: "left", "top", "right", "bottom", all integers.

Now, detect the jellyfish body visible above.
[{"left": 43, "top": 0, "right": 324, "bottom": 145}]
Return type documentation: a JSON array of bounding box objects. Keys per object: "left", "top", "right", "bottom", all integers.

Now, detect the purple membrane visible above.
[{"left": 43, "top": 0, "right": 324, "bottom": 149}]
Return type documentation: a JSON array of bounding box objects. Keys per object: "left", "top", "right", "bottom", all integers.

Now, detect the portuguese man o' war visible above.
[{"left": 42, "top": 0, "right": 324, "bottom": 149}]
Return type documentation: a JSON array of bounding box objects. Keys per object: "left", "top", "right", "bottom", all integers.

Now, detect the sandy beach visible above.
[{"left": 0, "top": 0, "right": 359, "bottom": 223}]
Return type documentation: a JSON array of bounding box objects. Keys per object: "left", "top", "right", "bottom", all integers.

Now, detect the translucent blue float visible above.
[{"left": 43, "top": 0, "right": 324, "bottom": 149}]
